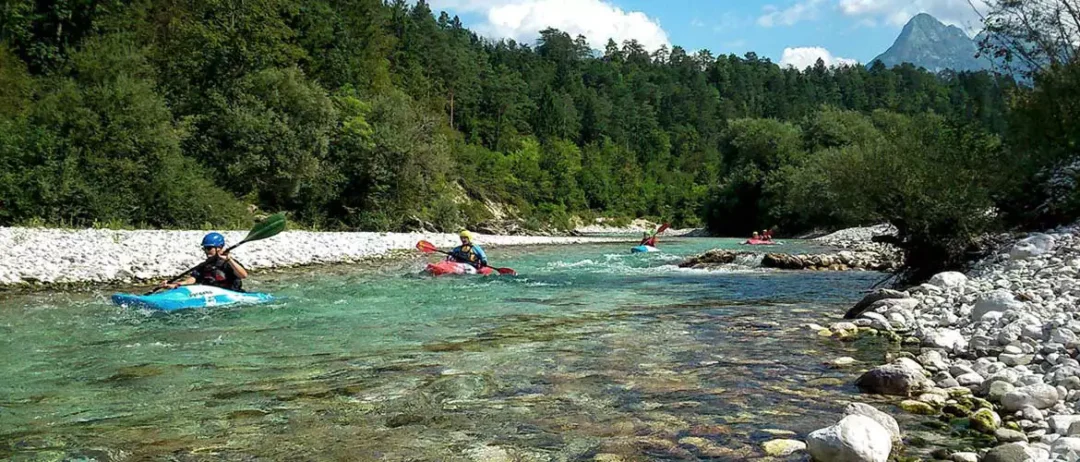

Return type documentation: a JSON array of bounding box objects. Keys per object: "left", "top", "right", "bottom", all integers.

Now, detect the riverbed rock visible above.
[
  {"left": 951, "top": 452, "right": 978, "bottom": 462},
  {"left": 855, "top": 363, "right": 927, "bottom": 396},
  {"left": 982, "top": 443, "right": 1035, "bottom": 462},
  {"left": 929, "top": 271, "right": 968, "bottom": 290},
  {"left": 899, "top": 400, "right": 936, "bottom": 415},
  {"left": 1048, "top": 415, "right": 1080, "bottom": 434},
  {"left": 973, "top": 290, "right": 1027, "bottom": 321},
  {"left": 1002, "top": 383, "right": 1060, "bottom": 411},
  {"left": 995, "top": 428, "right": 1028, "bottom": 443},
  {"left": 1011, "top": 234, "right": 1056, "bottom": 260},
  {"left": 806, "top": 415, "right": 891, "bottom": 462},
  {"left": 1000, "top": 353, "right": 1035, "bottom": 367},
  {"left": 924, "top": 329, "right": 968, "bottom": 352},
  {"left": 761, "top": 439, "right": 806, "bottom": 457},
  {"left": 844, "top": 403, "right": 902, "bottom": 443},
  {"left": 971, "top": 408, "right": 1002, "bottom": 433},
  {"left": 1051, "top": 437, "right": 1080, "bottom": 457}
]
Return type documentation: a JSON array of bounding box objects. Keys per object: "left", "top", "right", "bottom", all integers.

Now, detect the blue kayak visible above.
[
  {"left": 631, "top": 245, "right": 660, "bottom": 254},
  {"left": 111, "top": 285, "right": 273, "bottom": 312}
]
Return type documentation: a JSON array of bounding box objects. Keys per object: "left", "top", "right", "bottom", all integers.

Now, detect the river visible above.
[{"left": 1, "top": 238, "right": 946, "bottom": 461}]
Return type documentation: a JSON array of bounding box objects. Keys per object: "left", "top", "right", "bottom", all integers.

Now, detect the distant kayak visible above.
[
  {"left": 111, "top": 285, "right": 273, "bottom": 312},
  {"left": 424, "top": 261, "right": 495, "bottom": 276},
  {"left": 742, "top": 239, "right": 782, "bottom": 246},
  {"left": 630, "top": 245, "right": 660, "bottom": 253}
]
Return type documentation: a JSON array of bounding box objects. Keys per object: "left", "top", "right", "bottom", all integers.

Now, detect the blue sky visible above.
[{"left": 426, "top": 0, "right": 986, "bottom": 68}]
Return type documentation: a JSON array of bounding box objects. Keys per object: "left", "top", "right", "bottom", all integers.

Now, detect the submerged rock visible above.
[
  {"left": 844, "top": 289, "right": 910, "bottom": 319},
  {"left": 806, "top": 415, "right": 891, "bottom": 462},
  {"left": 855, "top": 363, "right": 927, "bottom": 396},
  {"left": 761, "top": 439, "right": 806, "bottom": 457},
  {"left": 899, "top": 400, "right": 937, "bottom": 415}
]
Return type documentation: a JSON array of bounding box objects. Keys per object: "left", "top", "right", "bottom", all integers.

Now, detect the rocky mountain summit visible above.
[{"left": 871, "top": 13, "right": 991, "bottom": 73}]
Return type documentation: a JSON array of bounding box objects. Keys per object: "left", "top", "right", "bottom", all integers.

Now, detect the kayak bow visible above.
[{"left": 112, "top": 285, "right": 273, "bottom": 312}]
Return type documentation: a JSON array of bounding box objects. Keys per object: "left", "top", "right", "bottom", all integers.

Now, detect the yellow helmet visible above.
[{"left": 459, "top": 230, "right": 474, "bottom": 240}]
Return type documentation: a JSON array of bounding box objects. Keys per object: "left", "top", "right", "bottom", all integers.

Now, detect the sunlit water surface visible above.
[{"left": 1, "top": 239, "right": 943, "bottom": 461}]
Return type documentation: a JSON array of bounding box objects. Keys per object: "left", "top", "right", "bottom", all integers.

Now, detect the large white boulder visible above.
[
  {"left": 1010, "top": 234, "right": 1056, "bottom": 260},
  {"left": 972, "top": 290, "right": 1027, "bottom": 321},
  {"left": 806, "top": 415, "right": 892, "bottom": 462},
  {"left": 844, "top": 403, "right": 902, "bottom": 444},
  {"left": 928, "top": 271, "right": 968, "bottom": 290}
]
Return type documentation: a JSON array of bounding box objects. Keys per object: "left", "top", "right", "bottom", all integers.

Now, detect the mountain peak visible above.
[{"left": 870, "top": 13, "right": 988, "bottom": 73}]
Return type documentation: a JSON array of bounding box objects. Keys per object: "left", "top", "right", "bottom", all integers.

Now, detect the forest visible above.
[{"left": 1, "top": 0, "right": 1077, "bottom": 278}]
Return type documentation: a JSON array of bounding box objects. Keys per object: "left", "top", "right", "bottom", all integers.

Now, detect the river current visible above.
[{"left": 1, "top": 238, "right": 943, "bottom": 461}]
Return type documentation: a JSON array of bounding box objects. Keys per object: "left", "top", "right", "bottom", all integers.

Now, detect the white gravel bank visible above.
[
  {"left": 0, "top": 227, "right": 633, "bottom": 287},
  {"left": 824, "top": 223, "right": 1080, "bottom": 461}
]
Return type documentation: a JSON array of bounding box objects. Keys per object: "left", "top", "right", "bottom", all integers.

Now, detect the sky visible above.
[{"left": 425, "top": 0, "right": 989, "bottom": 69}]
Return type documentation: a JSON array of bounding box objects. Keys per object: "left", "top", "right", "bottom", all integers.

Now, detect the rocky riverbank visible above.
[
  {"left": 0, "top": 227, "right": 634, "bottom": 289},
  {"left": 817, "top": 224, "right": 1080, "bottom": 461},
  {"left": 572, "top": 217, "right": 708, "bottom": 237},
  {"left": 679, "top": 249, "right": 900, "bottom": 272}
]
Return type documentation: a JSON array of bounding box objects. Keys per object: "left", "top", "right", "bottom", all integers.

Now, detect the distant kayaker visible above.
[
  {"left": 158, "top": 232, "right": 248, "bottom": 291},
  {"left": 448, "top": 230, "right": 488, "bottom": 268},
  {"left": 640, "top": 230, "right": 658, "bottom": 247}
]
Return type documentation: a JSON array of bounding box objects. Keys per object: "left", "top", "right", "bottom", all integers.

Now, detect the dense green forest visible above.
[{"left": 1, "top": 0, "right": 1078, "bottom": 277}]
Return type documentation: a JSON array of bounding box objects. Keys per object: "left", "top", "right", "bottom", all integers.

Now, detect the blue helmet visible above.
[{"left": 202, "top": 232, "right": 225, "bottom": 248}]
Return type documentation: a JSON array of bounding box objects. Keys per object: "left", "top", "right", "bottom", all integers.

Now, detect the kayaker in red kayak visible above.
[
  {"left": 640, "top": 230, "right": 658, "bottom": 247},
  {"left": 158, "top": 232, "right": 248, "bottom": 291},
  {"left": 447, "top": 230, "right": 488, "bottom": 268}
]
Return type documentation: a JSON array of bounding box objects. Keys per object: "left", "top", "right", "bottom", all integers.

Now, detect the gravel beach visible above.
[{"left": 0, "top": 227, "right": 634, "bottom": 287}]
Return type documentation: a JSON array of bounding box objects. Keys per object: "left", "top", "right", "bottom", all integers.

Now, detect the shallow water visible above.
[{"left": 2, "top": 238, "right": 930, "bottom": 461}]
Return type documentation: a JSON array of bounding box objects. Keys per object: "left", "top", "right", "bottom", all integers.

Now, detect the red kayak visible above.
[
  {"left": 743, "top": 239, "right": 782, "bottom": 246},
  {"left": 424, "top": 261, "right": 495, "bottom": 276}
]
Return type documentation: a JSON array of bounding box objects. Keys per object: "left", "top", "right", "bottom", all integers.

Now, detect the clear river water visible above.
[{"left": 1, "top": 238, "right": 946, "bottom": 461}]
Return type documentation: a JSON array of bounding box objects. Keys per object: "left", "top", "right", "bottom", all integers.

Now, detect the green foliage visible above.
[
  {"left": 0, "top": 34, "right": 247, "bottom": 228},
  {"left": 1, "top": 0, "right": 1074, "bottom": 284},
  {"left": 748, "top": 110, "right": 1007, "bottom": 281}
]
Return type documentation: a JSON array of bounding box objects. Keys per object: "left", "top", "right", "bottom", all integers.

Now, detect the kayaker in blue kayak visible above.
[
  {"left": 447, "top": 230, "right": 488, "bottom": 268},
  {"left": 158, "top": 232, "right": 248, "bottom": 291}
]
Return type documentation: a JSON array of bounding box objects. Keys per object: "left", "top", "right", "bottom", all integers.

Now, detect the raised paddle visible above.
[
  {"left": 147, "top": 213, "right": 288, "bottom": 294},
  {"left": 415, "top": 240, "right": 517, "bottom": 275}
]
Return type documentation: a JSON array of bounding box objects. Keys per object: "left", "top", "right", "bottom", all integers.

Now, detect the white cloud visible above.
[
  {"left": 780, "top": 46, "right": 859, "bottom": 69},
  {"left": 837, "top": 0, "right": 990, "bottom": 32},
  {"left": 757, "top": 0, "right": 826, "bottom": 27},
  {"left": 428, "top": 0, "right": 670, "bottom": 51}
]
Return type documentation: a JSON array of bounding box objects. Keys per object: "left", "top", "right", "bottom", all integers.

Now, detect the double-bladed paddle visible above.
[
  {"left": 416, "top": 240, "right": 517, "bottom": 275},
  {"left": 146, "top": 213, "right": 288, "bottom": 295}
]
